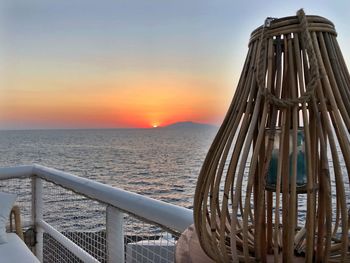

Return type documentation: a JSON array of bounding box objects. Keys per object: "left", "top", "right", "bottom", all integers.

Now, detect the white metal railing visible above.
[{"left": 0, "top": 165, "right": 193, "bottom": 263}]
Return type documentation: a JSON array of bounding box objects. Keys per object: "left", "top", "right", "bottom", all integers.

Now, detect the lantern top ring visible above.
[{"left": 249, "top": 15, "right": 336, "bottom": 44}]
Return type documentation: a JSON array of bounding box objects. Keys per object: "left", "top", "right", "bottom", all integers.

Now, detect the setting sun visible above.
[{"left": 152, "top": 122, "right": 160, "bottom": 128}]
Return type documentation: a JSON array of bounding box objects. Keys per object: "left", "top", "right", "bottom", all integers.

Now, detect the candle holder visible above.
[{"left": 194, "top": 9, "right": 350, "bottom": 262}]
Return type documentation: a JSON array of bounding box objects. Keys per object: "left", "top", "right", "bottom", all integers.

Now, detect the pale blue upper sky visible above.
[
  {"left": 2, "top": 0, "right": 348, "bottom": 65},
  {"left": 1, "top": 0, "right": 349, "bottom": 129}
]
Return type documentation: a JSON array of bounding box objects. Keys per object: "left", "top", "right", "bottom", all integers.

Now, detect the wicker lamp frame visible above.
[{"left": 194, "top": 9, "right": 350, "bottom": 262}]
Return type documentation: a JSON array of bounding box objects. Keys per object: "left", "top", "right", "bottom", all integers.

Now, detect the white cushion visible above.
[
  {"left": 0, "top": 192, "right": 17, "bottom": 244},
  {"left": 0, "top": 233, "right": 39, "bottom": 263}
]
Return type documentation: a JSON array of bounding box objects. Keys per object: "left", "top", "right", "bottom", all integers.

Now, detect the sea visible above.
[
  {"left": 0, "top": 127, "right": 218, "bottom": 210},
  {"left": 0, "top": 127, "right": 349, "bottom": 234}
]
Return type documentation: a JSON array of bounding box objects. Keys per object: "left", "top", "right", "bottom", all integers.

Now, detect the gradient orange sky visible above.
[{"left": 1, "top": 1, "right": 349, "bottom": 129}]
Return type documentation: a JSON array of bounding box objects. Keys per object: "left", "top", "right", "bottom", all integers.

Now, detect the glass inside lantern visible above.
[{"left": 266, "top": 129, "right": 307, "bottom": 192}]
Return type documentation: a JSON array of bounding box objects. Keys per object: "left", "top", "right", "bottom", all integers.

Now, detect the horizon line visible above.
[{"left": 0, "top": 121, "right": 219, "bottom": 131}]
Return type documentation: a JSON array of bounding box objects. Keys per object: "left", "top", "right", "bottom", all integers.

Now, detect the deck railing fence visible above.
[{"left": 0, "top": 165, "right": 193, "bottom": 263}]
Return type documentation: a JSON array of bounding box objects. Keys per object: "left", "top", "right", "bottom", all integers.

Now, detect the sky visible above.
[{"left": 0, "top": 0, "right": 349, "bottom": 129}]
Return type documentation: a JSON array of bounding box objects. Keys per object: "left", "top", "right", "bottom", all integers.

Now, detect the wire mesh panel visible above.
[
  {"left": 124, "top": 215, "right": 179, "bottom": 263},
  {"left": 43, "top": 233, "right": 84, "bottom": 263},
  {"left": 41, "top": 180, "right": 107, "bottom": 262}
]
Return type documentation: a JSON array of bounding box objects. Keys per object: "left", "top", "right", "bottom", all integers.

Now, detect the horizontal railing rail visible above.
[{"left": 0, "top": 165, "right": 193, "bottom": 233}]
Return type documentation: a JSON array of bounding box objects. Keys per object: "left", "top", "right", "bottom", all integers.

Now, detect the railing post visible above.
[
  {"left": 32, "top": 176, "right": 44, "bottom": 262},
  {"left": 106, "top": 205, "right": 124, "bottom": 263}
]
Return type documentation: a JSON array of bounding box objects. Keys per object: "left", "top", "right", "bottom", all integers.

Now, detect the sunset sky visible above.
[{"left": 1, "top": 0, "right": 349, "bottom": 129}]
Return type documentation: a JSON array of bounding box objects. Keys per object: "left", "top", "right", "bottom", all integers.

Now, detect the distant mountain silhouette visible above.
[{"left": 163, "top": 121, "right": 217, "bottom": 129}]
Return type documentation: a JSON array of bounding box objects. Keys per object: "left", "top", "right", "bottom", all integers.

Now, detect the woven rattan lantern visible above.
[{"left": 194, "top": 9, "right": 350, "bottom": 262}]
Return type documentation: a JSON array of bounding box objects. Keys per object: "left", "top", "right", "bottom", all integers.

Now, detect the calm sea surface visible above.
[
  {"left": 0, "top": 127, "right": 217, "bottom": 209},
  {"left": 0, "top": 127, "right": 349, "bottom": 233}
]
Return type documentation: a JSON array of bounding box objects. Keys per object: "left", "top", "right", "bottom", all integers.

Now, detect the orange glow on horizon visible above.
[{"left": 1, "top": 68, "right": 233, "bottom": 129}]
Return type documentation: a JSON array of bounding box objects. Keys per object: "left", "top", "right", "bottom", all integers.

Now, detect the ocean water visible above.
[
  {"left": 0, "top": 127, "right": 217, "bottom": 209},
  {"left": 0, "top": 127, "right": 349, "bottom": 233}
]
